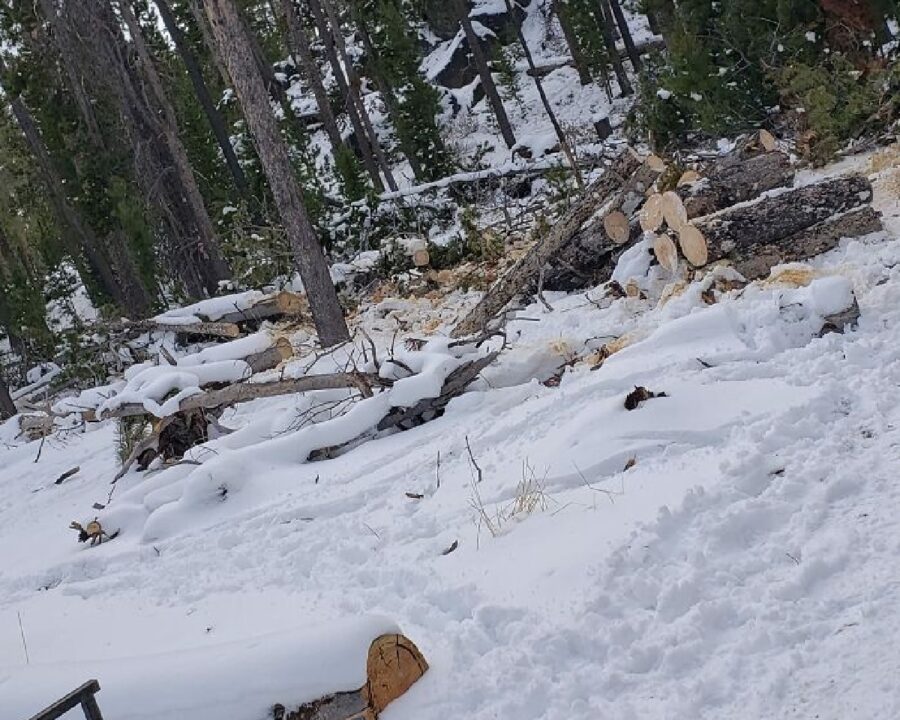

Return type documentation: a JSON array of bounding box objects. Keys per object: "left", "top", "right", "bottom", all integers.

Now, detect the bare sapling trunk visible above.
[
  {"left": 203, "top": 0, "right": 350, "bottom": 346},
  {"left": 501, "top": 0, "right": 583, "bottom": 188},
  {"left": 607, "top": 0, "right": 641, "bottom": 70},
  {"left": 455, "top": 0, "right": 516, "bottom": 149},
  {"left": 597, "top": 0, "right": 633, "bottom": 95},
  {"left": 553, "top": 0, "right": 592, "bottom": 85},
  {"left": 155, "top": 0, "right": 249, "bottom": 197},
  {"left": 0, "top": 374, "right": 15, "bottom": 421}
]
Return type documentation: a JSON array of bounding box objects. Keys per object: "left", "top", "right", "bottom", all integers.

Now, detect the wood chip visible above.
[
  {"left": 661, "top": 191, "right": 688, "bottom": 231},
  {"left": 677, "top": 170, "right": 701, "bottom": 187},
  {"left": 441, "top": 540, "right": 459, "bottom": 555},
  {"left": 646, "top": 154, "right": 667, "bottom": 172},
  {"left": 759, "top": 129, "right": 777, "bottom": 151},
  {"left": 405, "top": 492, "right": 425, "bottom": 500},
  {"left": 652, "top": 233, "right": 679, "bottom": 273},
  {"left": 603, "top": 210, "right": 631, "bottom": 244},
  {"left": 639, "top": 193, "right": 664, "bottom": 232},
  {"left": 678, "top": 224, "right": 709, "bottom": 267}
]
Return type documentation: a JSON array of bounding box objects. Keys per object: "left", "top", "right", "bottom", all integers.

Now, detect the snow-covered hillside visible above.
[{"left": 2, "top": 150, "right": 900, "bottom": 719}]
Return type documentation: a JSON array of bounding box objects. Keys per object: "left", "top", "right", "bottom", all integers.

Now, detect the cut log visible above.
[
  {"left": 213, "top": 290, "right": 304, "bottom": 324},
  {"left": 646, "top": 154, "right": 666, "bottom": 172},
  {"left": 603, "top": 210, "right": 631, "bottom": 244},
  {"left": 639, "top": 193, "right": 664, "bottom": 232},
  {"left": 661, "top": 191, "right": 687, "bottom": 230},
  {"left": 732, "top": 205, "right": 882, "bottom": 280},
  {"left": 245, "top": 336, "right": 294, "bottom": 373},
  {"left": 101, "top": 372, "right": 382, "bottom": 419},
  {"left": 153, "top": 320, "right": 241, "bottom": 339},
  {"left": 652, "top": 233, "right": 679, "bottom": 273},
  {"left": 677, "top": 224, "right": 709, "bottom": 267},
  {"left": 677, "top": 151, "right": 794, "bottom": 218},
  {"left": 691, "top": 175, "right": 875, "bottom": 269},
  {"left": 677, "top": 170, "right": 700, "bottom": 187},
  {"left": 450, "top": 148, "right": 644, "bottom": 338}
]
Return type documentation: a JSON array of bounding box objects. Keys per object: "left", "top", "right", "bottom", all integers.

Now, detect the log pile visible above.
[{"left": 452, "top": 136, "right": 883, "bottom": 336}]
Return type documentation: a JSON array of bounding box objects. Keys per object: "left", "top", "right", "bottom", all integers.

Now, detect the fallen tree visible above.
[{"left": 451, "top": 148, "right": 645, "bottom": 337}]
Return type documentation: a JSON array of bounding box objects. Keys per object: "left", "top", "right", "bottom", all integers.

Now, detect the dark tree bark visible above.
[
  {"left": 155, "top": 0, "right": 249, "bottom": 197},
  {"left": 281, "top": 0, "right": 344, "bottom": 154},
  {"left": 0, "top": 373, "right": 16, "bottom": 421},
  {"left": 316, "top": 0, "right": 397, "bottom": 191},
  {"left": 121, "top": 1, "right": 231, "bottom": 293},
  {"left": 203, "top": 0, "right": 350, "bottom": 346},
  {"left": 455, "top": 0, "right": 516, "bottom": 149},
  {"left": 501, "top": 0, "right": 583, "bottom": 187},
  {"left": 607, "top": 0, "right": 641, "bottom": 70},
  {"left": 553, "top": 0, "right": 592, "bottom": 86},
  {"left": 597, "top": 0, "right": 633, "bottom": 95}
]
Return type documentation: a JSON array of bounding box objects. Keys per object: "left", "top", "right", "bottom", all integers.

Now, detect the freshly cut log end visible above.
[
  {"left": 678, "top": 224, "right": 709, "bottom": 267},
  {"left": 365, "top": 634, "right": 429, "bottom": 714},
  {"left": 652, "top": 233, "right": 679, "bottom": 273},
  {"left": 603, "top": 210, "right": 631, "bottom": 244},
  {"left": 661, "top": 191, "right": 688, "bottom": 231},
  {"left": 273, "top": 290, "right": 304, "bottom": 316},
  {"left": 759, "top": 129, "right": 777, "bottom": 152},
  {"left": 646, "top": 154, "right": 667, "bottom": 172},
  {"left": 640, "top": 193, "right": 664, "bottom": 232},
  {"left": 677, "top": 170, "right": 701, "bottom": 187},
  {"left": 412, "top": 249, "right": 430, "bottom": 267}
]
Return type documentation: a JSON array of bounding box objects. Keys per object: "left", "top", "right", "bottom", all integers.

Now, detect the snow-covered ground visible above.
[{"left": 3, "top": 152, "right": 900, "bottom": 719}]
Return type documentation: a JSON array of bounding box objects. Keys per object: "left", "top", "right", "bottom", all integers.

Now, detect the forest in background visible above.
[{"left": 0, "top": 0, "right": 898, "bottom": 395}]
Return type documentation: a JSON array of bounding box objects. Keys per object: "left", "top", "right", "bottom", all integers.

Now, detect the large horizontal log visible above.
[
  {"left": 102, "top": 372, "right": 383, "bottom": 419},
  {"left": 542, "top": 152, "right": 795, "bottom": 291},
  {"left": 451, "top": 148, "right": 644, "bottom": 337},
  {"left": 733, "top": 205, "right": 882, "bottom": 279},
  {"left": 677, "top": 151, "right": 794, "bottom": 218},
  {"left": 150, "top": 320, "right": 240, "bottom": 339},
  {"left": 213, "top": 290, "right": 303, "bottom": 324},
  {"left": 691, "top": 174, "right": 875, "bottom": 265}
]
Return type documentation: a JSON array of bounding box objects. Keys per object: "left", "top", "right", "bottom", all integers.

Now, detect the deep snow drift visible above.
[{"left": 2, "top": 151, "right": 900, "bottom": 719}]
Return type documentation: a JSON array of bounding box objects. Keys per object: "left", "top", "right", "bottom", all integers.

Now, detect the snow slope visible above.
[{"left": 2, "top": 153, "right": 900, "bottom": 719}]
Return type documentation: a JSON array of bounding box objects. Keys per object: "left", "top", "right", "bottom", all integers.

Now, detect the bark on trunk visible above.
[
  {"left": 155, "top": 0, "right": 249, "bottom": 197},
  {"left": 122, "top": 1, "right": 231, "bottom": 295},
  {"left": 451, "top": 148, "right": 643, "bottom": 337},
  {"left": 0, "top": 376, "right": 16, "bottom": 421},
  {"left": 607, "top": 0, "right": 641, "bottom": 70},
  {"left": 597, "top": 0, "right": 633, "bottom": 95},
  {"left": 456, "top": 0, "right": 516, "bottom": 149},
  {"left": 281, "top": 0, "right": 344, "bottom": 153},
  {"left": 203, "top": 0, "right": 350, "bottom": 346},
  {"left": 188, "top": 0, "right": 232, "bottom": 86}
]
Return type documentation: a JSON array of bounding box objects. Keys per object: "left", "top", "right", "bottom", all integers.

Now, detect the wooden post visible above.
[{"left": 27, "top": 679, "right": 104, "bottom": 720}]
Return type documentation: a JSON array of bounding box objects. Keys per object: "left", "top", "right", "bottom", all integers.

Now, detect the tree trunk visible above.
[
  {"left": 281, "top": 0, "right": 344, "bottom": 153},
  {"left": 553, "top": 0, "right": 593, "bottom": 86},
  {"left": 502, "top": 0, "right": 583, "bottom": 187},
  {"left": 607, "top": 0, "right": 641, "bottom": 70},
  {"left": 155, "top": 0, "right": 249, "bottom": 197},
  {"left": 455, "top": 0, "right": 516, "bottom": 149},
  {"left": 597, "top": 0, "right": 633, "bottom": 95},
  {"left": 121, "top": 1, "right": 232, "bottom": 294},
  {"left": 188, "top": 0, "right": 232, "bottom": 86},
  {"left": 0, "top": 373, "right": 16, "bottom": 421},
  {"left": 203, "top": 0, "right": 350, "bottom": 346},
  {"left": 451, "top": 147, "right": 643, "bottom": 337}
]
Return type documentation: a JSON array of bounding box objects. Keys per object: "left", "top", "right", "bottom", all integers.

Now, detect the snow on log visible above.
[
  {"left": 1, "top": 617, "right": 426, "bottom": 720},
  {"left": 451, "top": 148, "right": 645, "bottom": 337}
]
